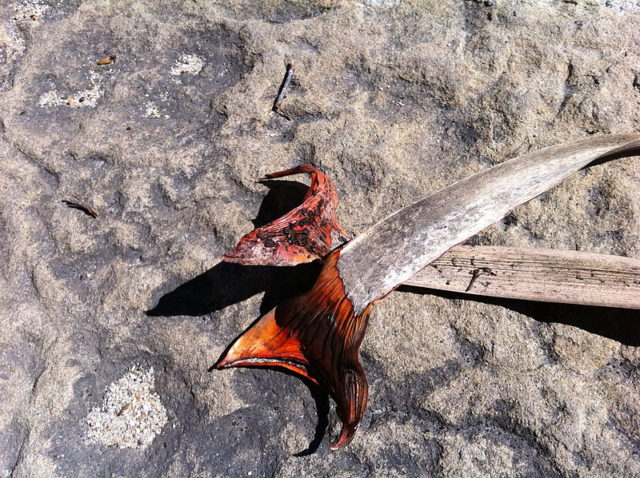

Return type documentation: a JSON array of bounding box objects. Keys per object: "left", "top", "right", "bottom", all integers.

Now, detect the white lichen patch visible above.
[
  {"left": 599, "top": 0, "right": 640, "bottom": 13},
  {"left": 38, "top": 72, "right": 104, "bottom": 108},
  {"left": 358, "top": 0, "right": 401, "bottom": 7},
  {"left": 143, "top": 101, "right": 169, "bottom": 119},
  {"left": 37, "top": 90, "right": 61, "bottom": 107},
  {"left": 481, "top": 0, "right": 640, "bottom": 13},
  {"left": 144, "top": 102, "right": 161, "bottom": 118},
  {"left": 13, "top": 0, "right": 50, "bottom": 21},
  {"left": 86, "top": 366, "right": 168, "bottom": 449},
  {"left": 170, "top": 54, "right": 204, "bottom": 77}
]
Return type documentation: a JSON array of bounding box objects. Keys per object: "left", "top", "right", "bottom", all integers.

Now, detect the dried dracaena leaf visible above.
[{"left": 216, "top": 134, "right": 640, "bottom": 449}]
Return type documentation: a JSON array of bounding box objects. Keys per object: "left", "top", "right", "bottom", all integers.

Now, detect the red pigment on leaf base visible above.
[
  {"left": 216, "top": 250, "right": 374, "bottom": 449},
  {"left": 222, "top": 165, "right": 347, "bottom": 266}
]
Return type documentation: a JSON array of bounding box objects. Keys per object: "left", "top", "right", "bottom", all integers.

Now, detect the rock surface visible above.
[{"left": 1, "top": 0, "right": 639, "bottom": 477}]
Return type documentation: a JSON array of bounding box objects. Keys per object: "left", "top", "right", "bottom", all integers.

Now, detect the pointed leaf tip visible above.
[
  {"left": 222, "top": 165, "right": 348, "bottom": 266},
  {"left": 330, "top": 425, "right": 358, "bottom": 450}
]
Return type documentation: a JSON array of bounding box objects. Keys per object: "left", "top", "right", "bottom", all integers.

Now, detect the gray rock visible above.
[{"left": 1, "top": 0, "right": 639, "bottom": 477}]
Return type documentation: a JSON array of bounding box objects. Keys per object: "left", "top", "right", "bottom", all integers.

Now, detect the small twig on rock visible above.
[
  {"left": 97, "top": 56, "right": 116, "bottom": 65},
  {"left": 273, "top": 62, "right": 294, "bottom": 120},
  {"left": 62, "top": 195, "right": 98, "bottom": 218}
]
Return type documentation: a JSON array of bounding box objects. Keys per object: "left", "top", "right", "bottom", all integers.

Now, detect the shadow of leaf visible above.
[
  {"left": 399, "top": 285, "right": 640, "bottom": 346},
  {"left": 252, "top": 179, "right": 309, "bottom": 228},
  {"left": 146, "top": 260, "right": 321, "bottom": 317},
  {"left": 146, "top": 177, "right": 330, "bottom": 453}
]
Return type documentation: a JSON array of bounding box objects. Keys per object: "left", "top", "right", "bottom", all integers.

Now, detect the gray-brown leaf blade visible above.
[
  {"left": 404, "top": 246, "right": 640, "bottom": 310},
  {"left": 338, "top": 133, "right": 640, "bottom": 313}
]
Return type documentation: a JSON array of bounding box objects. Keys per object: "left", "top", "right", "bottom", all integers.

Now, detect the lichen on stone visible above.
[
  {"left": 38, "top": 72, "right": 104, "bottom": 108},
  {"left": 12, "top": 0, "right": 50, "bottom": 22},
  {"left": 86, "top": 366, "right": 168, "bottom": 449},
  {"left": 170, "top": 54, "right": 205, "bottom": 77}
]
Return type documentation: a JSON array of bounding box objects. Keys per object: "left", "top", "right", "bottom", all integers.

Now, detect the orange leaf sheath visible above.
[{"left": 216, "top": 250, "right": 374, "bottom": 449}]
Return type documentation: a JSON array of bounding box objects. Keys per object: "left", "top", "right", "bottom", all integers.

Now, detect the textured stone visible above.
[{"left": 0, "top": 0, "right": 639, "bottom": 477}]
